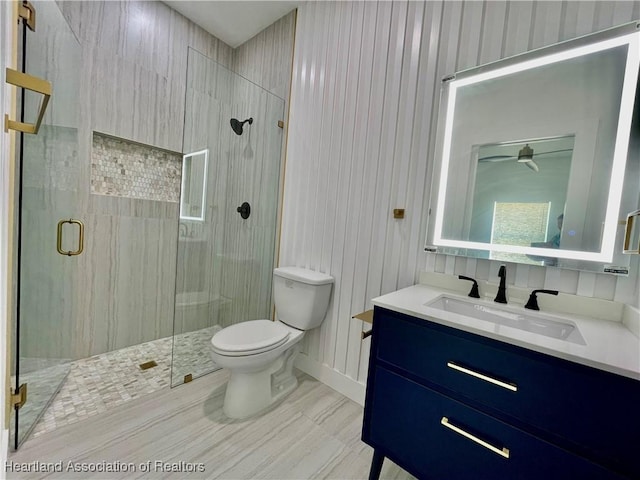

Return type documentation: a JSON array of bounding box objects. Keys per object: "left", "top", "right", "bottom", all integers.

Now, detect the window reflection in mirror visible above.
[
  {"left": 491, "top": 202, "right": 551, "bottom": 266},
  {"left": 180, "top": 149, "right": 208, "bottom": 222},
  {"left": 429, "top": 23, "right": 640, "bottom": 266}
]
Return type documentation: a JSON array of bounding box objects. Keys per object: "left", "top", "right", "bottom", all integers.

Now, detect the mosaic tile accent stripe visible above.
[{"left": 91, "top": 133, "right": 182, "bottom": 202}]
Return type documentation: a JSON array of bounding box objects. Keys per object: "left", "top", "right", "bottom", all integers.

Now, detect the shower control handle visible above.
[{"left": 237, "top": 202, "right": 251, "bottom": 219}]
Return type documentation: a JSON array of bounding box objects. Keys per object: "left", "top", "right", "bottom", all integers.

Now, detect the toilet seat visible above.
[{"left": 211, "top": 319, "right": 290, "bottom": 356}]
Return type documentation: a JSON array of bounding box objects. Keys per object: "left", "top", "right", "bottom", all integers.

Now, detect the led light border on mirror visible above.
[
  {"left": 180, "top": 149, "right": 209, "bottom": 222},
  {"left": 430, "top": 24, "right": 640, "bottom": 264}
]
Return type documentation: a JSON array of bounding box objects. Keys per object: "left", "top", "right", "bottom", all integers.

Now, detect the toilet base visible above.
[{"left": 222, "top": 347, "right": 299, "bottom": 419}]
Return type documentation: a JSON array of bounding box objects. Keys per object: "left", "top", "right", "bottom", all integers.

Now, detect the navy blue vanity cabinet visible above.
[{"left": 361, "top": 306, "right": 640, "bottom": 480}]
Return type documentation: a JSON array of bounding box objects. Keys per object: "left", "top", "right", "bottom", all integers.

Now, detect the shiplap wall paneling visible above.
[
  {"left": 312, "top": 3, "right": 354, "bottom": 369},
  {"left": 397, "top": 1, "right": 441, "bottom": 290},
  {"left": 284, "top": 0, "right": 640, "bottom": 403},
  {"left": 313, "top": 2, "right": 356, "bottom": 368},
  {"left": 284, "top": 2, "right": 344, "bottom": 364},
  {"left": 342, "top": 1, "right": 385, "bottom": 381},
  {"left": 352, "top": 1, "right": 400, "bottom": 383},
  {"left": 502, "top": 2, "right": 535, "bottom": 58},
  {"left": 357, "top": 0, "right": 399, "bottom": 384}
]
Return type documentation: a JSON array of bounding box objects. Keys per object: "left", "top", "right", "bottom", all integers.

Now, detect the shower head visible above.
[{"left": 230, "top": 117, "right": 253, "bottom": 136}]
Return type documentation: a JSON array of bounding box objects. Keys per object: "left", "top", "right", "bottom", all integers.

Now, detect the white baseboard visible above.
[{"left": 294, "top": 353, "right": 366, "bottom": 406}]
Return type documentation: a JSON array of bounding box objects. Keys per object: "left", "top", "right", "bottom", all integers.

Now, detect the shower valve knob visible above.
[{"left": 237, "top": 202, "right": 251, "bottom": 219}]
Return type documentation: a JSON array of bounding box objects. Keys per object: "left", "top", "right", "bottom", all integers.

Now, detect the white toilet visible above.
[{"left": 210, "top": 267, "right": 334, "bottom": 419}]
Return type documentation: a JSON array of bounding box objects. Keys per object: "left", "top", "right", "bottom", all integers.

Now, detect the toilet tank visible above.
[{"left": 273, "top": 267, "right": 334, "bottom": 330}]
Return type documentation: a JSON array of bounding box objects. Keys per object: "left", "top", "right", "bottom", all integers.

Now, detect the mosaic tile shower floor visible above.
[{"left": 17, "top": 326, "right": 221, "bottom": 441}]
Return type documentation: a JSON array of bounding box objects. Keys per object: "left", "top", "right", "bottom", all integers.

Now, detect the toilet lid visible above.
[{"left": 211, "top": 320, "right": 290, "bottom": 355}]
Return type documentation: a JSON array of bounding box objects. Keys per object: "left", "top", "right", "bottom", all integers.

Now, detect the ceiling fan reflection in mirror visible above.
[{"left": 478, "top": 138, "right": 574, "bottom": 173}]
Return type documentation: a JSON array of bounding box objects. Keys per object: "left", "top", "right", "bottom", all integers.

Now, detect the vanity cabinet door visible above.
[
  {"left": 364, "top": 366, "right": 625, "bottom": 480},
  {"left": 373, "top": 307, "right": 640, "bottom": 478}
]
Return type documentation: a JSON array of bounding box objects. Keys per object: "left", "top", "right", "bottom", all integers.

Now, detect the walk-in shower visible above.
[
  {"left": 171, "top": 48, "right": 285, "bottom": 386},
  {"left": 10, "top": 2, "right": 285, "bottom": 448}
]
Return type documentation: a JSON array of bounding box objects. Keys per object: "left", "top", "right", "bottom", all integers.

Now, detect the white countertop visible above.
[{"left": 372, "top": 283, "right": 640, "bottom": 381}]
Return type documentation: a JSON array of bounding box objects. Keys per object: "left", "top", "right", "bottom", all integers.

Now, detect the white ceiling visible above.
[{"left": 163, "top": 1, "right": 299, "bottom": 48}]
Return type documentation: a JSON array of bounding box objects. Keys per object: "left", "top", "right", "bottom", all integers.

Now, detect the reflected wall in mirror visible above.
[
  {"left": 624, "top": 210, "right": 640, "bottom": 254},
  {"left": 427, "top": 22, "right": 640, "bottom": 271},
  {"left": 469, "top": 136, "right": 574, "bottom": 266},
  {"left": 180, "top": 149, "right": 209, "bottom": 222}
]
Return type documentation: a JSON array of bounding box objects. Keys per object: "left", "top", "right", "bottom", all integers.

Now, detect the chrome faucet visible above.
[{"left": 494, "top": 265, "right": 507, "bottom": 304}]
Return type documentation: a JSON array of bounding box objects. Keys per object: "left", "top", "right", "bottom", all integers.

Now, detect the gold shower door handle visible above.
[
  {"left": 57, "top": 219, "right": 84, "bottom": 256},
  {"left": 4, "top": 68, "right": 52, "bottom": 135}
]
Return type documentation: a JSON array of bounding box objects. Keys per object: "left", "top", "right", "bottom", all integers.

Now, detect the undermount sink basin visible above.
[{"left": 425, "top": 296, "right": 586, "bottom": 345}]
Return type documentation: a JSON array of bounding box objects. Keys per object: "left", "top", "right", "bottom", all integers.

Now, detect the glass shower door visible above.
[
  {"left": 171, "top": 49, "right": 285, "bottom": 386},
  {"left": 11, "top": 0, "right": 82, "bottom": 448}
]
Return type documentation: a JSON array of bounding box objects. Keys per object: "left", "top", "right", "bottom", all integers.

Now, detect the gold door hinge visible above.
[
  {"left": 18, "top": 1, "right": 36, "bottom": 31},
  {"left": 277, "top": 120, "right": 284, "bottom": 129},
  {"left": 184, "top": 374, "right": 193, "bottom": 383},
  {"left": 10, "top": 384, "right": 27, "bottom": 410}
]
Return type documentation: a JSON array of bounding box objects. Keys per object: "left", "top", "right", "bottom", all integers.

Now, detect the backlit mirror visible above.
[
  {"left": 426, "top": 22, "right": 640, "bottom": 272},
  {"left": 180, "top": 149, "right": 208, "bottom": 222}
]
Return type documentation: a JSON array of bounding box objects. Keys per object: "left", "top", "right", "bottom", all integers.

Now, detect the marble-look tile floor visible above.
[
  {"left": 9, "top": 369, "right": 416, "bottom": 480},
  {"left": 24, "top": 326, "right": 221, "bottom": 439}
]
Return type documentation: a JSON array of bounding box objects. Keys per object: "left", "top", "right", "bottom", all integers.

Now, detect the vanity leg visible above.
[{"left": 368, "top": 450, "right": 385, "bottom": 480}]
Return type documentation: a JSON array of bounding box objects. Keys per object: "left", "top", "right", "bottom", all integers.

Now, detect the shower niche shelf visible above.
[{"left": 91, "top": 132, "right": 182, "bottom": 203}]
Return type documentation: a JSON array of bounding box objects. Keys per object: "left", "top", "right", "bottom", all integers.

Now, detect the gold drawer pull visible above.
[
  {"left": 441, "top": 417, "right": 510, "bottom": 459},
  {"left": 447, "top": 362, "right": 517, "bottom": 392}
]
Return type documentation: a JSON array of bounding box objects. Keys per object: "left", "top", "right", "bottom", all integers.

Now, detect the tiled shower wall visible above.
[
  {"left": 23, "top": 0, "right": 295, "bottom": 359},
  {"left": 282, "top": 0, "right": 640, "bottom": 404},
  {"left": 232, "top": 12, "right": 296, "bottom": 101},
  {"left": 178, "top": 49, "right": 287, "bottom": 331},
  {"left": 24, "top": 0, "right": 235, "bottom": 360}
]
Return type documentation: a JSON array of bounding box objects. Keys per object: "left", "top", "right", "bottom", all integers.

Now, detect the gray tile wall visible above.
[
  {"left": 231, "top": 11, "right": 296, "bottom": 101},
  {"left": 179, "top": 50, "right": 286, "bottom": 330},
  {"left": 231, "top": 10, "right": 296, "bottom": 278},
  {"left": 17, "top": 1, "right": 296, "bottom": 360},
  {"left": 172, "top": 12, "right": 295, "bottom": 374},
  {"left": 17, "top": 1, "right": 291, "bottom": 360}
]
